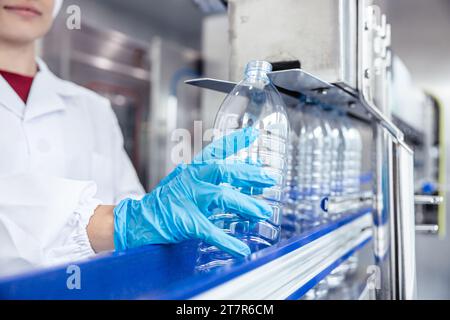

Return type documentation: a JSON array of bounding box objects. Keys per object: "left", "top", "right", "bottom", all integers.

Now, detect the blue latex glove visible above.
[{"left": 114, "top": 127, "right": 276, "bottom": 257}]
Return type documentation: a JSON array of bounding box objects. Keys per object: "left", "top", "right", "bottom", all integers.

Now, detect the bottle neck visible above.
[{"left": 244, "top": 70, "right": 270, "bottom": 83}]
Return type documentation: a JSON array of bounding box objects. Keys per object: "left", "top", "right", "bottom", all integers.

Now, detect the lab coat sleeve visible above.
[
  {"left": 107, "top": 103, "right": 146, "bottom": 203},
  {"left": 0, "top": 174, "right": 101, "bottom": 278}
]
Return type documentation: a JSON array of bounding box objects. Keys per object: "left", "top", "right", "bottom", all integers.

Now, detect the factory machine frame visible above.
[{"left": 187, "top": 0, "right": 417, "bottom": 299}]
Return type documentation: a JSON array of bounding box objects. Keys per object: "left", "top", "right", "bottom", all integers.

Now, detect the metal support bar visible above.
[
  {"left": 358, "top": 96, "right": 404, "bottom": 141},
  {"left": 391, "top": 140, "right": 417, "bottom": 299},
  {"left": 414, "top": 195, "right": 444, "bottom": 205},
  {"left": 414, "top": 195, "right": 442, "bottom": 235},
  {"left": 415, "top": 225, "right": 439, "bottom": 234}
]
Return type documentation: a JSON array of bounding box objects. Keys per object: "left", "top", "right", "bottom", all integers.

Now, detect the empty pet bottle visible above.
[
  {"left": 295, "top": 104, "right": 332, "bottom": 231},
  {"left": 196, "top": 60, "right": 289, "bottom": 270}
]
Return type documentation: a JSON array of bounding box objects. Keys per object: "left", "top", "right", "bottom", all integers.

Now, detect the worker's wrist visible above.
[{"left": 87, "top": 205, "right": 116, "bottom": 253}]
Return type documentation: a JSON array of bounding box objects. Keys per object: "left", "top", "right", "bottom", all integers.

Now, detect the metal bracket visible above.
[
  {"left": 415, "top": 224, "right": 439, "bottom": 234},
  {"left": 414, "top": 195, "right": 443, "bottom": 235},
  {"left": 414, "top": 195, "right": 444, "bottom": 205},
  {"left": 185, "top": 68, "right": 405, "bottom": 141}
]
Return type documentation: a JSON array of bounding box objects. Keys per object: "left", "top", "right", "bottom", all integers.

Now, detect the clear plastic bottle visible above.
[
  {"left": 196, "top": 61, "right": 289, "bottom": 270},
  {"left": 324, "top": 111, "right": 344, "bottom": 197},
  {"left": 282, "top": 105, "right": 304, "bottom": 239},
  {"left": 342, "top": 116, "right": 363, "bottom": 198},
  {"left": 341, "top": 117, "right": 363, "bottom": 279},
  {"left": 348, "top": 124, "right": 363, "bottom": 197},
  {"left": 295, "top": 103, "right": 332, "bottom": 231},
  {"left": 326, "top": 115, "right": 363, "bottom": 285},
  {"left": 320, "top": 109, "right": 333, "bottom": 212},
  {"left": 294, "top": 105, "right": 308, "bottom": 233},
  {"left": 322, "top": 110, "right": 346, "bottom": 216},
  {"left": 319, "top": 110, "right": 349, "bottom": 287}
]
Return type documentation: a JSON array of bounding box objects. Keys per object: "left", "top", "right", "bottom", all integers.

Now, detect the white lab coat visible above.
[
  {"left": 0, "top": 174, "right": 100, "bottom": 277},
  {"left": 0, "top": 59, "right": 145, "bottom": 276},
  {"left": 0, "top": 58, "right": 144, "bottom": 203}
]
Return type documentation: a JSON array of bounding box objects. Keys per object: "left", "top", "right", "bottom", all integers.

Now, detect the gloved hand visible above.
[{"left": 114, "top": 127, "right": 275, "bottom": 257}]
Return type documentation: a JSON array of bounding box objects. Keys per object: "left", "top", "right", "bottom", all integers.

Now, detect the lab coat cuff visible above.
[{"left": 72, "top": 197, "right": 103, "bottom": 258}]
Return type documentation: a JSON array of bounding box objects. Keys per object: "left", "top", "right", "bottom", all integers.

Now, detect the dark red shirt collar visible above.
[{"left": 0, "top": 69, "right": 35, "bottom": 104}]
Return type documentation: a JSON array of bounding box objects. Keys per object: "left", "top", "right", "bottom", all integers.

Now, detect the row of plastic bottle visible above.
[
  {"left": 283, "top": 103, "right": 364, "bottom": 238},
  {"left": 283, "top": 103, "right": 364, "bottom": 293},
  {"left": 195, "top": 61, "right": 364, "bottom": 277}
]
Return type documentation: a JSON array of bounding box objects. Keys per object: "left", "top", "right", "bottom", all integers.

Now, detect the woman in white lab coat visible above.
[
  {"left": 0, "top": 0, "right": 275, "bottom": 277},
  {"left": 0, "top": 0, "right": 143, "bottom": 275}
]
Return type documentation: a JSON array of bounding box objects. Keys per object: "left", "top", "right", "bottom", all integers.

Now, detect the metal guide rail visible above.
[
  {"left": 185, "top": 68, "right": 404, "bottom": 140},
  {"left": 0, "top": 209, "right": 372, "bottom": 300}
]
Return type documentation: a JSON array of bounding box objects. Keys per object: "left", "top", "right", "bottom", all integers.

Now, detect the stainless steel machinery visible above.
[{"left": 187, "top": 0, "right": 418, "bottom": 299}]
